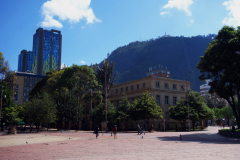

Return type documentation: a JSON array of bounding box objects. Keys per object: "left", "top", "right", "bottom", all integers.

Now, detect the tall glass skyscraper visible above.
[
  {"left": 18, "top": 50, "right": 33, "bottom": 72},
  {"left": 32, "top": 28, "right": 62, "bottom": 75}
]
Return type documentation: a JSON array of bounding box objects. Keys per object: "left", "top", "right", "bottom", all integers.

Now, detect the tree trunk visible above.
[
  {"left": 192, "top": 121, "right": 195, "bottom": 131},
  {"left": 182, "top": 120, "right": 186, "bottom": 131}
]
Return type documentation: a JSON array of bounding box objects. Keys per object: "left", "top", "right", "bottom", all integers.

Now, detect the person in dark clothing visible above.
[
  {"left": 140, "top": 126, "right": 145, "bottom": 135},
  {"left": 113, "top": 125, "right": 117, "bottom": 139},
  {"left": 137, "top": 124, "right": 141, "bottom": 135},
  {"left": 150, "top": 124, "right": 153, "bottom": 133},
  {"left": 231, "top": 125, "right": 236, "bottom": 136},
  {"left": 95, "top": 125, "right": 99, "bottom": 139}
]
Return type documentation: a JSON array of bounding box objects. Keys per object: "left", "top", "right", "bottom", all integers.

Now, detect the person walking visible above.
[
  {"left": 150, "top": 124, "right": 153, "bottom": 133},
  {"left": 113, "top": 125, "right": 117, "bottom": 139},
  {"left": 95, "top": 125, "right": 99, "bottom": 139},
  {"left": 140, "top": 126, "right": 145, "bottom": 135},
  {"left": 231, "top": 125, "right": 236, "bottom": 137},
  {"left": 137, "top": 124, "right": 141, "bottom": 135}
]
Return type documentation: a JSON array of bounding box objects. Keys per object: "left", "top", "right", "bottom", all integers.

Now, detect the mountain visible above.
[{"left": 102, "top": 35, "right": 215, "bottom": 91}]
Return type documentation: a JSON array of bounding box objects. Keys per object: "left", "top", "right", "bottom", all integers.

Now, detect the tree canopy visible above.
[
  {"left": 96, "top": 59, "right": 117, "bottom": 98},
  {"left": 197, "top": 26, "right": 240, "bottom": 128},
  {"left": 169, "top": 90, "right": 213, "bottom": 130},
  {"left": 28, "top": 65, "right": 100, "bottom": 130},
  {"left": 132, "top": 91, "right": 163, "bottom": 129}
]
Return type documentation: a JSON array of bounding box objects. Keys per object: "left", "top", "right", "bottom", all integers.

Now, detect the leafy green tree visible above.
[
  {"left": 115, "top": 95, "right": 132, "bottom": 131},
  {"left": 188, "top": 91, "right": 213, "bottom": 130},
  {"left": 21, "top": 94, "right": 57, "bottom": 132},
  {"left": 197, "top": 26, "right": 240, "bottom": 128},
  {"left": 0, "top": 81, "right": 20, "bottom": 131},
  {"left": 169, "top": 90, "right": 213, "bottom": 130},
  {"left": 90, "top": 100, "right": 116, "bottom": 124},
  {"left": 169, "top": 98, "right": 188, "bottom": 130},
  {"left": 213, "top": 106, "right": 234, "bottom": 125},
  {"left": 59, "top": 65, "right": 100, "bottom": 129},
  {"left": 0, "top": 52, "right": 10, "bottom": 80},
  {"left": 29, "top": 69, "right": 57, "bottom": 99},
  {"left": 29, "top": 65, "right": 100, "bottom": 130},
  {"left": 132, "top": 91, "right": 163, "bottom": 129}
]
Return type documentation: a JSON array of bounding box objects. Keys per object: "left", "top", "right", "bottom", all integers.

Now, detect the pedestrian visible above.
[
  {"left": 231, "top": 125, "right": 236, "bottom": 136},
  {"left": 137, "top": 124, "right": 141, "bottom": 135},
  {"left": 113, "top": 125, "right": 117, "bottom": 139},
  {"left": 150, "top": 124, "right": 153, "bottom": 133},
  {"left": 140, "top": 126, "right": 145, "bottom": 135},
  {"left": 95, "top": 125, "right": 99, "bottom": 139}
]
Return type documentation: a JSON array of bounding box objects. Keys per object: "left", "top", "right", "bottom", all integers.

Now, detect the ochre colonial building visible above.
[{"left": 84, "top": 69, "right": 190, "bottom": 131}]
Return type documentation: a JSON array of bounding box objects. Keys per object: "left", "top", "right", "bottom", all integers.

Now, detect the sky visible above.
[{"left": 0, "top": 0, "right": 240, "bottom": 71}]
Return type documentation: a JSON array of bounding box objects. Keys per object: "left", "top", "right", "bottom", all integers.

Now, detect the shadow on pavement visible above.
[{"left": 157, "top": 133, "right": 240, "bottom": 144}]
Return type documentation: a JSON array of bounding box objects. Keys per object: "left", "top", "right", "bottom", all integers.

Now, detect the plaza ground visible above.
[{"left": 0, "top": 126, "right": 239, "bottom": 160}]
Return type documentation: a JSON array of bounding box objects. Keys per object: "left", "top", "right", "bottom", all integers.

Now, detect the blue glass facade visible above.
[
  {"left": 32, "top": 32, "right": 39, "bottom": 74},
  {"left": 52, "top": 32, "right": 60, "bottom": 70},
  {"left": 18, "top": 53, "right": 23, "bottom": 72},
  {"left": 27, "top": 52, "right": 33, "bottom": 71},
  {"left": 31, "top": 28, "right": 61, "bottom": 75},
  {"left": 18, "top": 50, "right": 33, "bottom": 72}
]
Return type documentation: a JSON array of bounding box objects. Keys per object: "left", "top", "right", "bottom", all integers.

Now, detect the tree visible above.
[
  {"left": 21, "top": 94, "right": 57, "bottom": 132},
  {"left": 197, "top": 26, "right": 240, "bottom": 128},
  {"left": 115, "top": 95, "right": 132, "bottom": 131},
  {"left": 132, "top": 91, "right": 163, "bottom": 129},
  {"left": 169, "top": 99, "right": 188, "bottom": 130},
  {"left": 0, "top": 52, "right": 10, "bottom": 80},
  {"left": 29, "top": 65, "right": 100, "bottom": 130},
  {"left": 96, "top": 59, "right": 117, "bottom": 98},
  {"left": 90, "top": 100, "right": 116, "bottom": 124},
  {"left": 169, "top": 90, "right": 213, "bottom": 130},
  {"left": 59, "top": 65, "right": 99, "bottom": 130},
  {"left": 213, "top": 106, "right": 234, "bottom": 125},
  {"left": 1, "top": 81, "right": 20, "bottom": 130},
  {"left": 188, "top": 91, "right": 213, "bottom": 130}
]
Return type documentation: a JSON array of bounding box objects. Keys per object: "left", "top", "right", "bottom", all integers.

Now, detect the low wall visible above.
[{"left": 218, "top": 130, "right": 240, "bottom": 138}]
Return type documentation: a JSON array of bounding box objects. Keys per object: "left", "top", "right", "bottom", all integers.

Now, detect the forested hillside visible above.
[{"left": 101, "top": 35, "right": 215, "bottom": 91}]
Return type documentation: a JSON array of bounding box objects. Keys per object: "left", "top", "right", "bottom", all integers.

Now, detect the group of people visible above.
[
  {"left": 94, "top": 124, "right": 154, "bottom": 139},
  {"left": 94, "top": 125, "right": 117, "bottom": 139}
]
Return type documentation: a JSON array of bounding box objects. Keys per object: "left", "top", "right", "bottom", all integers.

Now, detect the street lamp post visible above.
[{"left": 186, "top": 71, "right": 193, "bottom": 132}]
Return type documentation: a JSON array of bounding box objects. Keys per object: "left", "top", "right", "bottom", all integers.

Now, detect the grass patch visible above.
[
  {"left": 220, "top": 129, "right": 240, "bottom": 131},
  {"left": 164, "top": 128, "right": 202, "bottom": 132}
]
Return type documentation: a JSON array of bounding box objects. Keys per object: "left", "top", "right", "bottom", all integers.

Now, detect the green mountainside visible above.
[{"left": 102, "top": 35, "right": 215, "bottom": 91}]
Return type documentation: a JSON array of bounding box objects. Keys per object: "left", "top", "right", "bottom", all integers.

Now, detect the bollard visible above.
[
  {"left": 111, "top": 132, "right": 112, "bottom": 136},
  {"left": 180, "top": 134, "right": 182, "bottom": 141}
]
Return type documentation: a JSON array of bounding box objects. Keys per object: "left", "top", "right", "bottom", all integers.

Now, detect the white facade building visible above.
[{"left": 200, "top": 79, "right": 211, "bottom": 96}]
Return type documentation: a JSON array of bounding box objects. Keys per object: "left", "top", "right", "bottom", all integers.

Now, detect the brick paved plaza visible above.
[{"left": 0, "top": 126, "right": 239, "bottom": 160}]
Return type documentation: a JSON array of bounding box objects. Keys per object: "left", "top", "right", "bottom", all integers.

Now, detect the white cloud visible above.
[
  {"left": 41, "top": 14, "right": 63, "bottom": 28},
  {"left": 40, "top": 0, "right": 101, "bottom": 28},
  {"left": 80, "top": 61, "right": 86, "bottom": 65},
  {"left": 160, "top": 11, "right": 170, "bottom": 16},
  {"left": 162, "top": 0, "right": 193, "bottom": 16},
  {"left": 190, "top": 19, "right": 194, "bottom": 23},
  {"left": 222, "top": 0, "right": 240, "bottom": 27}
]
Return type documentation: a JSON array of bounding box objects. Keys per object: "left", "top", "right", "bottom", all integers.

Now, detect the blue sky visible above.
[{"left": 1, "top": 0, "right": 240, "bottom": 71}]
